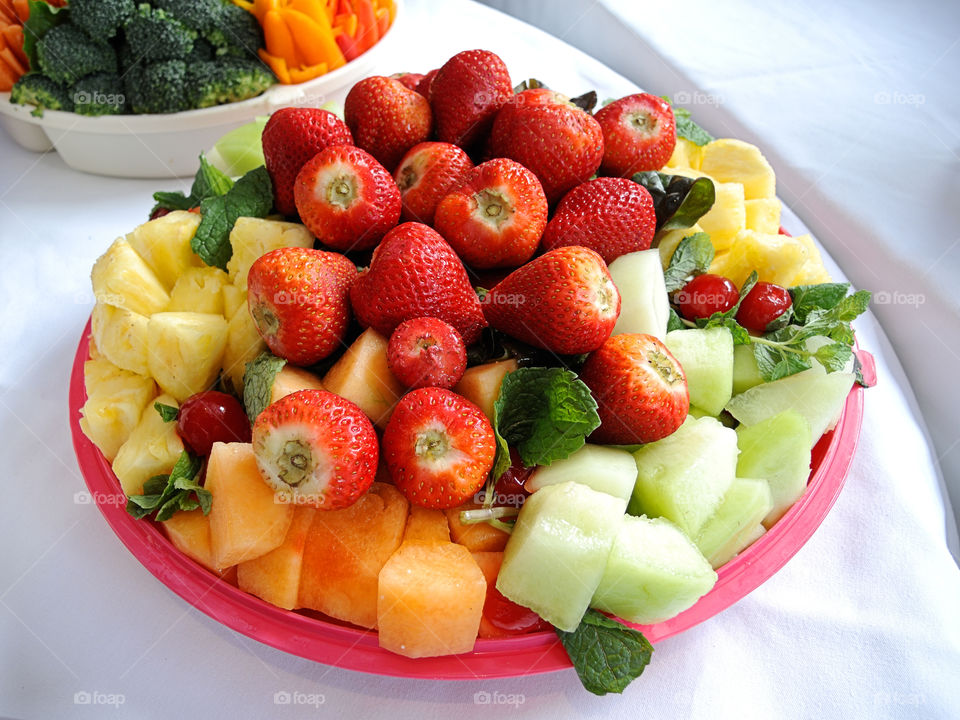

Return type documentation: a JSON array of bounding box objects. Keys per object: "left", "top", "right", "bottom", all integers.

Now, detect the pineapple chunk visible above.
[
  {"left": 792, "top": 234, "right": 832, "bottom": 284},
  {"left": 147, "top": 312, "right": 229, "bottom": 402},
  {"left": 697, "top": 181, "right": 745, "bottom": 252},
  {"left": 91, "top": 239, "right": 170, "bottom": 316},
  {"left": 112, "top": 393, "right": 185, "bottom": 495},
  {"left": 711, "top": 230, "right": 814, "bottom": 288},
  {"left": 125, "top": 210, "right": 203, "bottom": 290},
  {"left": 222, "top": 284, "right": 246, "bottom": 319},
  {"left": 226, "top": 217, "right": 314, "bottom": 289},
  {"left": 745, "top": 198, "right": 781, "bottom": 234},
  {"left": 700, "top": 139, "right": 775, "bottom": 200},
  {"left": 667, "top": 137, "right": 703, "bottom": 170},
  {"left": 656, "top": 223, "right": 705, "bottom": 270},
  {"left": 87, "top": 335, "right": 102, "bottom": 359},
  {"left": 90, "top": 302, "right": 150, "bottom": 377},
  {"left": 168, "top": 267, "right": 229, "bottom": 314},
  {"left": 79, "top": 359, "right": 156, "bottom": 461},
  {"left": 221, "top": 304, "right": 267, "bottom": 396}
]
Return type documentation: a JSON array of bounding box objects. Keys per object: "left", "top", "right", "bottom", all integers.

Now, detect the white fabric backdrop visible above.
[{"left": 1, "top": 1, "right": 958, "bottom": 718}]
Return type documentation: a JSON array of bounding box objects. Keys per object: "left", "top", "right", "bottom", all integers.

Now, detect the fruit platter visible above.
[{"left": 70, "top": 48, "right": 874, "bottom": 694}]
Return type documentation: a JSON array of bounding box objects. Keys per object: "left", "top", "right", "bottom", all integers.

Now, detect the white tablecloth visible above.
[{"left": 1, "top": 1, "right": 958, "bottom": 718}]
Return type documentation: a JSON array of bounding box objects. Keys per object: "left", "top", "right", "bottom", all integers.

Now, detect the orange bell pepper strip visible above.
[
  {"left": 258, "top": 48, "right": 291, "bottom": 84},
  {"left": 288, "top": 62, "right": 327, "bottom": 83},
  {"left": 262, "top": 9, "right": 300, "bottom": 67},
  {"left": 353, "top": 0, "right": 377, "bottom": 53}
]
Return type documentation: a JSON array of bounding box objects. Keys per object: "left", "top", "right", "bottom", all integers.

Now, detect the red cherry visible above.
[
  {"left": 483, "top": 585, "right": 552, "bottom": 634},
  {"left": 491, "top": 449, "right": 533, "bottom": 508},
  {"left": 736, "top": 281, "right": 793, "bottom": 333},
  {"left": 675, "top": 274, "right": 739, "bottom": 320},
  {"left": 177, "top": 391, "right": 251, "bottom": 457}
]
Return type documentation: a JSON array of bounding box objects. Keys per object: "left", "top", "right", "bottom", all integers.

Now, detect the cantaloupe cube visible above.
[
  {"left": 168, "top": 266, "right": 229, "bottom": 315},
  {"left": 90, "top": 302, "right": 150, "bottom": 377},
  {"left": 222, "top": 303, "right": 267, "bottom": 396},
  {"left": 298, "top": 482, "right": 408, "bottom": 628},
  {"left": 206, "top": 442, "right": 293, "bottom": 569},
  {"left": 125, "top": 210, "right": 203, "bottom": 290},
  {"left": 656, "top": 223, "right": 705, "bottom": 270},
  {"left": 445, "top": 503, "right": 509, "bottom": 552},
  {"left": 91, "top": 239, "right": 170, "bottom": 316},
  {"left": 454, "top": 359, "right": 518, "bottom": 422},
  {"left": 403, "top": 505, "right": 450, "bottom": 544},
  {"left": 237, "top": 506, "right": 316, "bottom": 609},
  {"left": 377, "top": 540, "right": 486, "bottom": 658},
  {"left": 322, "top": 328, "right": 405, "bottom": 429},
  {"left": 744, "top": 198, "right": 781, "bottom": 234},
  {"left": 226, "top": 217, "right": 314, "bottom": 288},
  {"left": 472, "top": 550, "right": 505, "bottom": 639},
  {"left": 700, "top": 139, "right": 776, "bottom": 200},
  {"left": 697, "top": 181, "right": 745, "bottom": 252},
  {"left": 163, "top": 509, "right": 238, "bottom": 580},
  {"left": 270, "top": 366, "right": 324, "bottom": 404},
  {"left": 112, "top": 393, "right": 184, "bottom": 495}
]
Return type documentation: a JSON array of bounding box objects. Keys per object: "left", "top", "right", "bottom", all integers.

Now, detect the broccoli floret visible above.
[
  {"left": 69, "top": 0, "right": 136, "bottom": 40},
  {"left": 36, "top": 24, "right": 118, "bottom": 85},
  {"left": 151, "top": 0, "right": 223, "bottom": 34},
  {"left": 123, "top": 4, "right": 196, "bottom": 63},
  {"left": 128, "top": 60, "right": 189, "bottom": 114},
  {"left": 186, "top": 57, "right": 275, "bottom": 109},
  {"left": 203, "top": 3, "right": 263, "bottom": 57},
  {"left": 186, "top": 37, "right": 216, "bottom": 63},
  {"left": 10, "top": 72, "right": 74, "bottom": 116},
  {"left": 72, "top": 73, "right": 127, "bottom": 116}
]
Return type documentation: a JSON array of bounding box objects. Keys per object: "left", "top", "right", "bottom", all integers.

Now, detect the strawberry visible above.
[
  {"left": 540, "top": 176, "right": 656, "bottom": 263},
  {"left": 247, "top": 247, "right": 357, "bottom": 366},
  {"left": 382, "top": 387, "right": 495, "bottom": 509},
  {"left": 579, "top": 333, "right": 689, "bottom": 444},
  {"left": 390, "top": 72, "right": 425, "bottom": 92},
  {"left": 344, "top": 75, "right": 433, "bottom": 172},
  {"left": 253, "top": 389, "right": 378, "bottom": 510},
  {"left": 593, "top": 93, "right": 676, "bottom": 176},
  {"left": 415, "top": 68, "right": 439, "bottom": 98},
  {"left": 483, "top": 246, "right": 620, "bottom": 355},
  {"left": 394, "top": 141, "right": 474, "bottom": 225},
  {"left": 488, "top": 88, "right": 604, "bottom": 204},
  {"left": 262, "top": 108, "right": 353, "bottom": 217},
  {"left": 430, "top": 49, "right": 512, "bottom": 149},
  {"left": 434, "top": 157, "right": 547, "bottom": 269},
  {"left": 294, "top": 144, "right": 401, "bottom": 253},
  {"left": 387, "top": 317, "right": 467, "bottom": 389},
  {"left": 349, "top": 222, "right": 488, "bottom": 344}
]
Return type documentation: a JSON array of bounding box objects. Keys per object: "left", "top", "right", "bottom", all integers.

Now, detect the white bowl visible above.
[{"left": 0, "top": 1, "right": 404, "bottom": 179}]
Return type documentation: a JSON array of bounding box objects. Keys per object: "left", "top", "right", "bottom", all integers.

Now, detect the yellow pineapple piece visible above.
[
  {"left": 792, "top": 234, "right": 832, "bottom": 284},
  {"left": 112, "top": 393, "right": 184, "bottom": 495},
  {"left": 79, "top": 359, "right": 156, "bottom": 461},
  {"left": 87, "top": 335, "right": 102, "bottom": 359},
  {"left": 222, "top": 284, "right": 246, "bottom": 319},
  {"left": 667, "top": 137, "right": 703, "bottom": 170},
  {"left": 656, "top": 223, "right": 705, "bottom": 269},
  {"left": 745, "top": 198, "right": 781, "bottom": 234},
  {"left": 147, "top": 312, "right": 229, "bottom": 402},
  {"left": 711, "top": 230, "right": 810, "bottom": 288},
  {"left": 699, "top": 139, "right": 775, "bottom": 200},
  {"left": 222, "top": 304, "right": 267, "bottom": 396},
  {"left": 697, "top": 181, "right": 745, "bottom": 252},
  {"left": 91, "top": 239, "right": 170, "bottom": 316},
  {"left": 226, "top": 217, "right": 314, "bottom": 289},
  {"left": 125, "top": 210, "right": 203, "bottom": 290},
  {"left": 168, "top": 267, "right": 229, "bottom": 314},
  {"left": 90, "top": 302, "right": 150, "bottom": 377}
]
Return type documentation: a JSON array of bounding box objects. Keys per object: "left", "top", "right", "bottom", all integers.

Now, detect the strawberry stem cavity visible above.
[
  {"left": 415, "top": 429, "right": 450, "bottom": 461},
  {"left": 474, "top": 189, "right": 512, "bottom": 228},
  {"left": 277, "top": 439, "right": 313, "bottom": 487},
  {"left": 327, "top": 174, "right": 358, "bottom": 208}
]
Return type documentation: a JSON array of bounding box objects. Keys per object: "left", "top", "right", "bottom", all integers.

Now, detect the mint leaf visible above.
[
  {"left": 192, "top": 166, "right": 273, "bottom": 270},
  {"left": 663, "top": 232, "right": 715, "bottom": 292},
  {"left": 152, "top": 154, "right": 235, "bottom": 214},
  {"left": 243, "top": 351, "right": 288, "bottom": 422},
  {"left": 814, "top": 342, "right": 853, "bottom": 373},
  {"left": 489, "top": 428, "right": 511, "bottom": 489},
  {"left": 154, "top": 402, "right": 179, "bottom": 423},
  {"left": 493, "top": 367, "right": 600, "bottom": 467},
  {"left": 666, "top": 308, "right": 686, "bottom": 333},
  {"left": 570, "top": 90, "right": 598, "bottom": 113},
  {"left": 556, "top": 610, "right": 654, "bottom": 695},
  {"left": 674, "top": 107, "right": 714, "bottom": 146},
  {"left": 633, "top": 172, "right": 717, "bottom": 232},
  {"left": 126, "top": 451, "right": 210, "bottom": 522},
  {"left": 22, "top": 0, "right": 65, "bottom": 71},
  {"left": 788, "top": 283, "right": 850, "bottom": 324}
]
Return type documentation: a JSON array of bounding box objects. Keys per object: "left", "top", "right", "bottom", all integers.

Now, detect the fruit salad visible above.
[{"left": 77, "top": 48, "right": 871, "bottom": 695}]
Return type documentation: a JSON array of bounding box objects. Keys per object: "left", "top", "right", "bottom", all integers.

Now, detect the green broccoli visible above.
[
  {"left": 151, "top": 0, "right": 223, "bottom": 35},
  {"left": 203, "top": 3, "right": 264, "bottom": 57},
  {"left": 10, "top": 72, "right": 74, "bottom": 116},
  {"left": 123, "top": 4, "right": 196, "bottom": 63},
  {"left": 187, "top": 57, "right": 276, "bottom": 109},
  {"left": 128, "top": 60, "right": 189, "bottom": 114},
  {"left": 71, "top": 73, "right": 127, "bottom": 116},
  {"left": 69, "top": 0, "right": 136, "bottom": 40},
  {"left": 186, "top": 37, "right": 216, "bottom": 64},
  {"left": 36, "top": 24, "right": 118, "bottom": 85}
]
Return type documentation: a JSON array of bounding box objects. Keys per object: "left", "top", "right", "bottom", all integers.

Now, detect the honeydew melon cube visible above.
[
  {"left": 496, "top": 481, "right": 624, "bottom": 632},
  {"left": 608, "top": 249, "right": 670, "bottom": 339},
  {"left": 629, "top": 416, "right": 738, "bottom": 539},
  {"left": 735, "top": 410, "right": 812, "bottom": 526},
  {"left": 592, "top": 514, "right": 716, "bottom": 624},
  {"left": 525, "top": 444, "right": 637, "bottom": 508},
  {"left": 664, "top": 327, "right": 734, "bottom": 416},
  {"left": 694, "top": 477, "right": 773, "bottom": 568},
  {"left": 732, "top": 343, "right": 764, "bottom": 395}
]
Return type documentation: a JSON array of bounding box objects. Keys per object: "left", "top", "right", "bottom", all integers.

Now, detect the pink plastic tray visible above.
[{"left": 69, "top": 318, "right": 872, "bottom": 679}]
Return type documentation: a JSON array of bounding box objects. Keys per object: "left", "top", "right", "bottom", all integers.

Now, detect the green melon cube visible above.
[
  {"left": 695, "top": 477, "right": 773, "bottom": 567},
  {"left": 732, "top": 343, "right": 764, "bottom": 395},
  {"left": 525, "top": 444, "right": 637, "bottom": 508},
  {"left": 665, "top": 327, "right": 734, "bottom": 416}
]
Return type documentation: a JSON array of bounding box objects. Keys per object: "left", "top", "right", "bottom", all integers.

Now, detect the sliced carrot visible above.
[
  {"left": 12, "top": 0, "right": 29, "bottom": 22},
  {"left": 353, "top": 0, "right": 378, "bottom": 53},
  {"left": 258, "top": 48, "right": 291, "bottom": 84},
  {"left": 4, "top": 23, "right": 27, "bottom": 67},
  {"left": 262, "top": 9, "right": 300, "bottom": 67},
  {"left": 0, "top": 44, "right": 25, "bottom": 76},
  {"left": 0, "top": 58, "right": 17, "bottom": 91}
]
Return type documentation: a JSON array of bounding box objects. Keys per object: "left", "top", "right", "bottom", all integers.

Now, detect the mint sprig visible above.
[
  {"left": 243, "top": 351, "right": 288, "bottom": 422},
  {"left": 126, "top": 451, "right": 210, "bottom": 522},
  {"left": 662, "top": 232, "right": 715, "bottom": 292},
  {"left": 154, "top": 402, "right": 179, "bottom": 423},
  {"left": 192, "top": 166, "right": 273, "bottom": 270},
  {"left": 673, "top": 106, "right": 714, "bottom": 146},
  {"left": 556, "top": 610, "right": 654, "bottom": 695},
  {"left": 633, "top": 171, "right": 716, "bottom": 232},
  {"left": 152, "top": 154, "right": 234, "bottom": 215}
]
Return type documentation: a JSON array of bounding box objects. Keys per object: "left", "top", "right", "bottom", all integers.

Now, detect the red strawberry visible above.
[
  {"left": 579, "top": 333, "right": 689, "bottom": 444},
  {"left": 594, "top": 93, "right": 676, "bottom": 176},
  {"left": 394, "top": 141, "right": 474, "bottom": 225},
  {"left": 434, "top": 157, "right": 547, "bottom": 269},
  {"left": 488, "top": 88, "right": 604, "bottom": 203},
  {"left": 262, "top": 108, "right": 353, "bottom": 217},
  {"left": 484, "top": 246, "right": 620, "bottom": 355},
  {"left": 416, "top": 68, "right": 439, "bottom": 98},
  {"left": 430, "top": 49, "right": 512, "bottom": 148},
  {"left": 247, "top": 247, "right": 357, "bottom": 366},
  {"left": 540, "top": 176, "right": 656, "bottom": 263},
  {"left": 294, "top": 144, "right": 401, "bottom": 253},
  {"left": 382, "top": 387, "right": 495, "bottom": 509},
  {"left": 349, "top": 222, "right": 488, "bottom": 344},
  {"left": 253, "top": 389, "right": 378, "bottom": 510},
  {"left": 387, "top": 317, "right": 467, "bottom": 389},
  {"left": 390, "top": 72, "right": 425, "bottom": 92},
  {"left": 344, "top": 75, "right": 433, "bottom": 172}
]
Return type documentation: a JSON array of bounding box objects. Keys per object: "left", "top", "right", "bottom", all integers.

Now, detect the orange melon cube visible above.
[
  {"left": 162, "top": 509, "right": 236, "bottom": 580},
  {"left": 472, "top": 550, "right": 508, "bottom": 639},
  {"left": 322, "top": 328, "right": 405, "bottom": 428},
  {"left": 454, "top": 359, "right": 517, "bottom": 421},
  {"left": 270, "top": 365, "right": 324, "bottom": 404},
  {"left": 237, "top": 506, "right": 317, "bottom": 609},
  {"left": 445, "top": 503, "right": 509, "bottom": 552},
  {"left": 377, "top": 540, "right": 486, "bottom": 657},
  {"left": 298, "top": 482, "right": 408, "bottom": 628},
  {"left": 403, "top": 505, "right": 450, "bottom": 544},
  {"left": 206, "top": 442, "right": 293, "bottom": 569}
]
